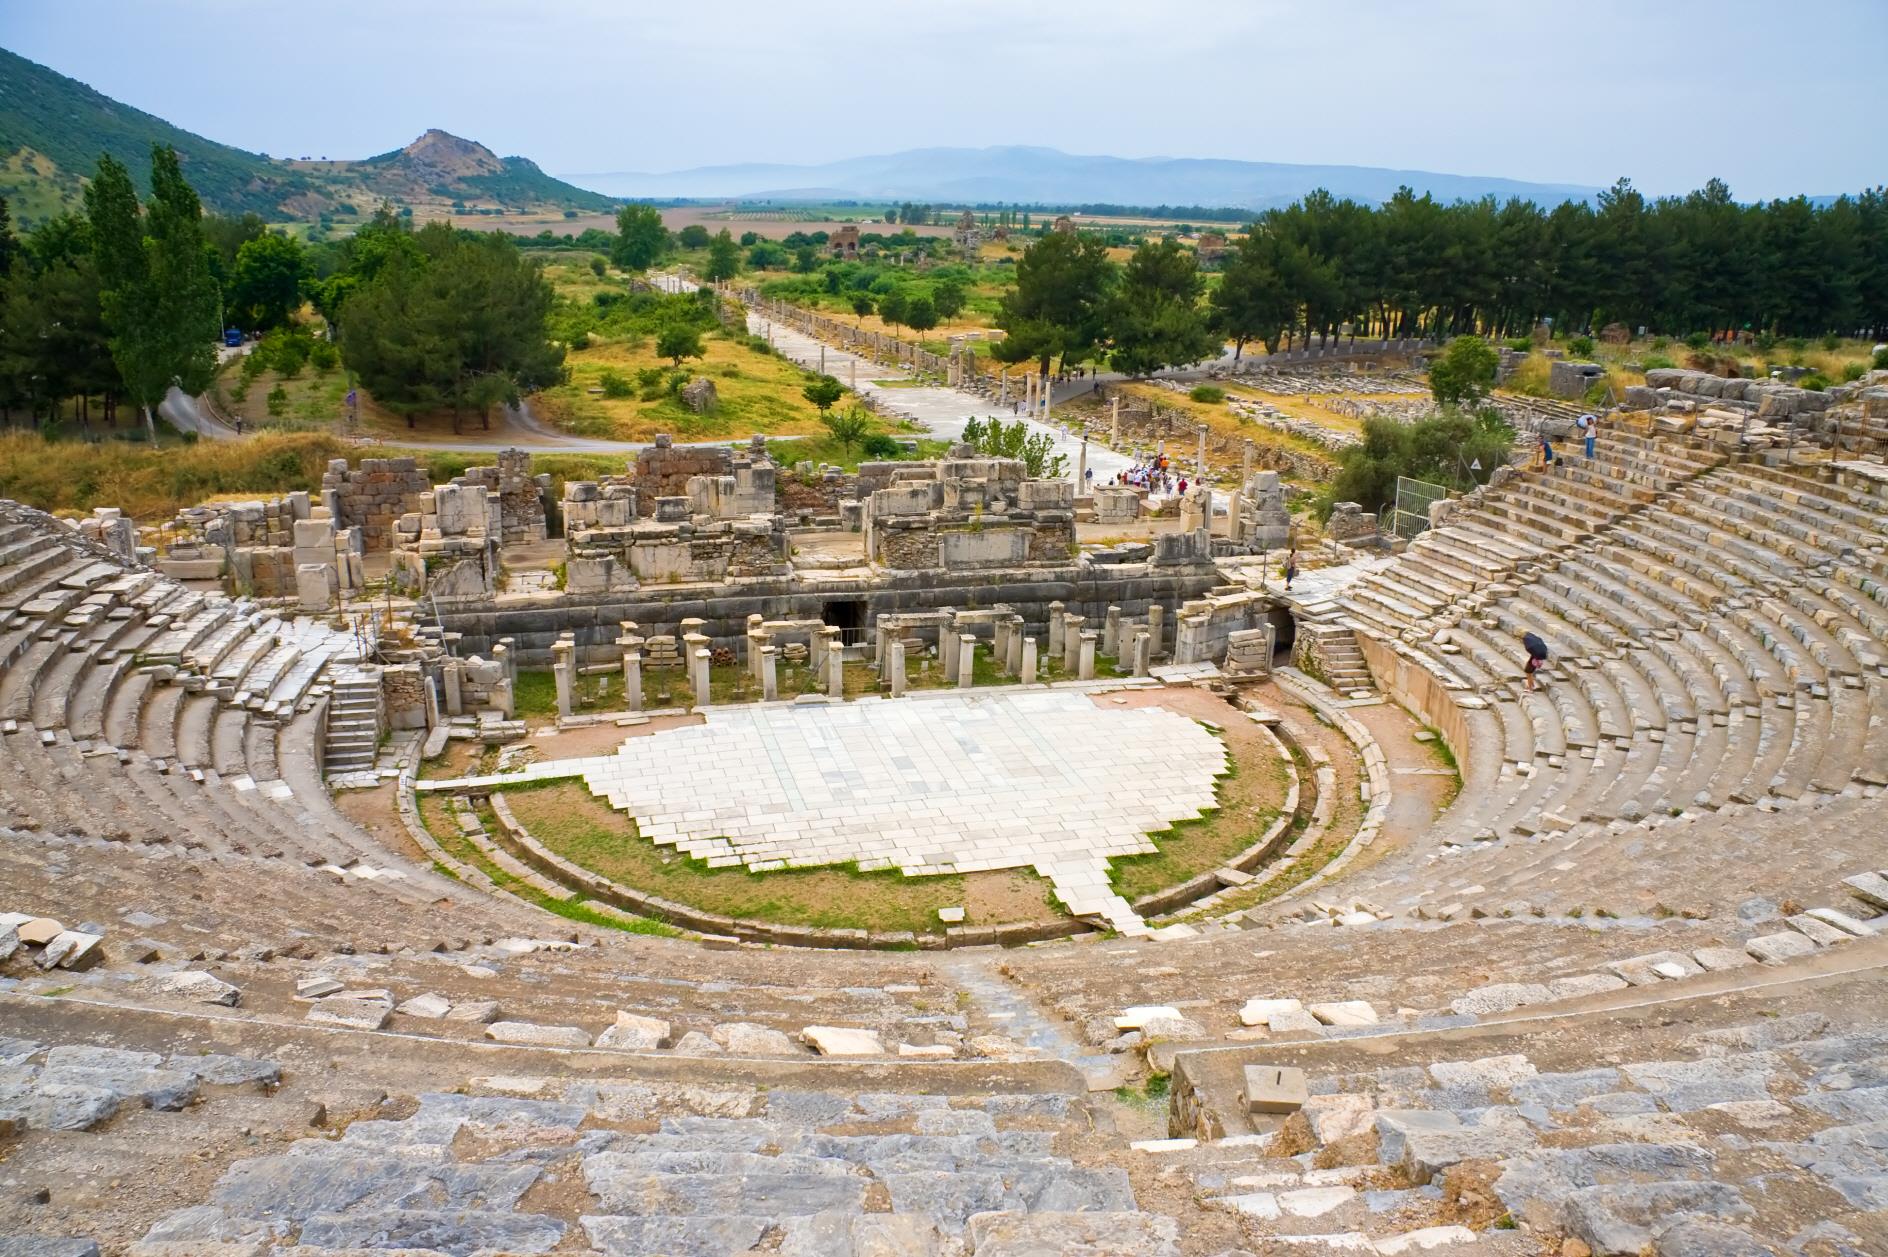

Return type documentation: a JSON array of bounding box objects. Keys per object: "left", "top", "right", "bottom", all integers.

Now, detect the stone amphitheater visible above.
[{"left": 0, "top": 399, "right": 1886, "bottom": 1256}]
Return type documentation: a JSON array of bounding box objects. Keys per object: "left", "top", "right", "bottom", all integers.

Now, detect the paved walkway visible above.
[
  {"left": 427, "top": 689, "right": 1224, "bottom": 935},
  {"left": 748, "top": 314, "right": 1135, "bottom": 487}
]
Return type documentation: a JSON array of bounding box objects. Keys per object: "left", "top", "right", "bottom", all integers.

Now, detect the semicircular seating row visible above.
[
  {"left": 0, "top": 501, "right": 455, "bottom": 906},
  {"left": 1337, "top": 435, "right": 1888, "bottom": 851}
]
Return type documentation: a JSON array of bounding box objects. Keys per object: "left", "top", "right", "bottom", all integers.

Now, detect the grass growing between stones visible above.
[
  {"left": 497, "top": 779, "right": 1062, "bottom": 935},
  {"left": 1106, "top": 743, "right": 1287, "bottom": 903}
]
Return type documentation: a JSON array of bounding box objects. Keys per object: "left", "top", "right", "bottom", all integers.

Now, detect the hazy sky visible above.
[{"left": 5, "top": 0, "right": 1884, "bottom": 199}]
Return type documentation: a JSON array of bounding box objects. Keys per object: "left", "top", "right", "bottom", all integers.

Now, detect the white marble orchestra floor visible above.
[{"left": 433, "top": 689, "right": 1227, "bottom": 935}]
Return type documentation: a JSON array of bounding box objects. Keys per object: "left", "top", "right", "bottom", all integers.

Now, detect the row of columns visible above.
[{"left": 547, "top": 598, "right": 1177, "bottom": 722}]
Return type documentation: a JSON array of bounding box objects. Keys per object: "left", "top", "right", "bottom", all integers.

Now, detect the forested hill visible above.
[{"left": 0, "top": 48, "right": 613, "bottom": 223}]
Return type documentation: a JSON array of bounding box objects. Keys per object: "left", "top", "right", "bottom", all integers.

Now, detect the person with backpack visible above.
[
  {"left": 1577, "top": 412, "right": 1597, "bottom": 459},
  {"left": 1521, "top": 630, "right": 1549, "bottom": 692}
]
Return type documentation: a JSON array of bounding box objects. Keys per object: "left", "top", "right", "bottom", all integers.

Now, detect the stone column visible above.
[
  {"left": 442, "top": 658, "right": 463, "bottom": 717},
  {"left": 941, "top": 627, "right": 960, "bottom": 683},
  {"left": 1147, "top": 605, "right": 1165, "bottom": 658},
  {"left": 693, "top": 647, "right": 712, "bottom": 707},
  {"left": 992, "top": 618, "right": 1010, "bottom": 675},
  {"left": 828, "top": 641, "right": 845, "bottom": 699},
  {"left": 1078, "top": 630, "right": 1098, "bottom": 681},
  {"left": 1021, "top": 637, "right": 1038, "bottom": 684},
  {"left": 958, "top": 634, "right": 976, "bottom": 688},
  {"left": 1042, "top": 372, "right": 1051, "bottom": 424},
  {"left": 551, "top": 636, "right": 575, "bottom": 719},
  {"left": 889, "top": 639, "right": 907, "bottom": 697},
  {"left": 817, "top": 627, "right": 842, "bottom": 683},
  {"left": 1062, "top": 615, "right": 1085, "bottom": 673},
  {"left": 683, "top": 631, "right": 711, "bottom": 697},
  {"left": 1075, "top": 428, "right": 1087, "bottom": 492},
  {"left": 999, "top": 372, "right": 1008, "bottom": 406},
  {"left": 761, "top": 646, "right": 779, "bottom": 701},
  {"left": 1047, "top": 601, "right": 1066, "bottom": 656},
  {"left": 875, "top": 614, "right": 891, "bottom": 667},
  {"left": 1242, "top": 439, "right": 1254, "bottom": 485},
  {"left": 497, "top": 637, "right": 517, "bottom": 689},
  {"left": 743, "top": 614, "right": 763, "bottom": 669},
  {"left": 1006, "top": 616, "right": 1024, "bottom": 676},
  {"left": 1197, "top": 426, "right": 1208, "bottom": 478},
  {"left": 1132, "top": 629, "right": 1152, "bottom": 677},
  {"left": 1103, "top": 606, "right": 1122, "bottom": 658},
  {"left": 1226, "top": 490, "right": 1244, "bottom": 543},
  {"left": 622, "top": 649, "right": 643, "bottom": 712}
]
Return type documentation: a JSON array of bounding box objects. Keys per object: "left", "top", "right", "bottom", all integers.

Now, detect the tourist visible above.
[
  {"left": 1577, "top": 412, "right": 1596, "bottom": 459},
  {"left": 1177, "top": 478, "right": 1189, "bottom": 496},
  {"left": 1284, "top": 552, "right": 1297, "bottom": 590},
  {"left": 1539, "top": 434, "right": 1556, "bottom": 470},
  {"left": 1521, "top": 630, "right": 1549, "bottom": 692}
]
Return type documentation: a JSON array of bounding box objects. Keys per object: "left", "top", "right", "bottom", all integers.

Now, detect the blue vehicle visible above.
[{"left": 223, "top": 327, "right": 244, "bottom": 348}]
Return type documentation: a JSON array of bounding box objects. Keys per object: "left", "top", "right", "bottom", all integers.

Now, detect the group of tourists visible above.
[{"left": 1535, "top": 411, "right": 1600, "bottom": 469}]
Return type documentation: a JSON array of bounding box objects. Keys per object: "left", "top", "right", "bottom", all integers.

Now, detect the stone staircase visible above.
[
  {"left": 321, "top": 665, "right": 383, "bottom": 777},
  {"left": 1296, "top": 620, "right": 1374, "bottom": 696}
]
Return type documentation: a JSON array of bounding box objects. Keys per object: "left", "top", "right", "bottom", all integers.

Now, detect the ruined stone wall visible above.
[
  {"left": 451, "top": 449, "right": 547, "bottom": 544},
  {"left": 321, "top": 457, "right": 431, "bottom": 552},
  {"left": 633, "top": 438, "right": 731, "bottom": 513}
]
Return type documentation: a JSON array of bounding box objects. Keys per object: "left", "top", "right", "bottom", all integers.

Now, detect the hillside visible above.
[
  {"left": 0, "top": 47, "right": 613, "bottom": 223},
  {"left": 566, "top": 144, "right": 1600, "bottom": 211}
]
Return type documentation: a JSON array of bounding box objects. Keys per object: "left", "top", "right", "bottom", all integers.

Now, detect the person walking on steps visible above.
[
  {"left": 1284, "top": 551, "right": 1297, "bottom": 590},
  {"left": 1578, "top": 411, "right": 1597, "bottom": 459},
  {"left": 1521, "top": 630, "right": 1549, "bottom": 692},
  {"left": 1538, "top": 433, "right": 1556, "bottom": 471}
]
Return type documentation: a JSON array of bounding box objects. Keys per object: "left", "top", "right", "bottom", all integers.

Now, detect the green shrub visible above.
[
  {"left": 1650, "top": 335, "right": 1670, "bottom": 350},
  {"left": 1505, "top": 337, "right": 1533, "bottom": 354},
  {"left": 266, "top": 384, "right": 289, "bottom": 417},
  {"left": 1843, "top": 362, "right": 1866, "bottom": 382},
  {"left": 1641, "top": 353, "right": 1675, "bottom": 370},
  {"left": 1755, "top": 331, "right": 1778, "bottom": 352},
  {"left": 598, "top": 370, "right": 633, "bottom": 399},
  {"left": 1188, "top": 384, "right": 1226, "bottom": 404},
  {"left": 1684, "top": 331, "right": 1711, "bottom": 350},
  {"left": 1798, "top": 373, "right": 1830, "bottom": 392},
  {"left": 1820, "top": 333, "right": 1842, "bottom": 352},
  {"left": 1873, "top": 348, "right": 1888, "bottom": 369},
  {"left": 308, "top": 340, "right": 339, "bottom": 371},
  {"left": 1569, "top": 335, "right": 1596, "bottom": 358},
  {"left": 861, "top": 433, "right": 902, "bottom": 459},
  {"left": 589, "top": 257, "right": 606, "bottom": 278}
]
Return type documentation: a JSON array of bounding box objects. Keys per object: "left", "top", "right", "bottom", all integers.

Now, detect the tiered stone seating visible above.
[
  {"left": 1341, "top": 437, "right": 1888, "bottom": 847},
  {"left": 0, "top": 501, "right": 449, "bottom": 899}
]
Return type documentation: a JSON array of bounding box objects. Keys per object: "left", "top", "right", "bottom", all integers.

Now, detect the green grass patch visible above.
[
  {"left": 498, "top": 780, "right": 1055, "bottom": 935},
  {"left": 1109, "top": 738, "right": 1287, "bottom": 902},
  {"left": 415, "top": 788, "right": 676, "bottom": 937}
]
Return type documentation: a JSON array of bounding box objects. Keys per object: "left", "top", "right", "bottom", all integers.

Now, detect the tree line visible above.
[
  {"left": 0, "top": 144, "right": 567, "bottom": 437},
  {"left": 985, "top": 178, "right": 1888, "bottom": 379}
]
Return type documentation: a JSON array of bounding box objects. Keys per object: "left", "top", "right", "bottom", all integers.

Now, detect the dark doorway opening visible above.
[
  {"left": 823, "top": 598, "right": 867, "bottom": 648},
  {"left": 1270, "top": 608, "right": 1297, "bottom": 662}
]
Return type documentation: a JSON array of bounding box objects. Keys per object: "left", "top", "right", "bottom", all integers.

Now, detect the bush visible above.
[
  {"left": 1684, "top": 331, "right": 1711, "bottom": 350},
  {"left": 308, "top": 340, "right": 339, "bottom": 371},
  {"left": 1320, "top": 408, "right": 1515, "bottom": 518},
  {"left": 1568, "top": 336, "right": 1596, "bottom": 358},
  {"left": 568, "top": 330, "right": 590, "bottom": 351},
  {"left": 589, "top": 257, "right": 606, "bottom": 278},
  {"left": 1506, "top": 337, "right": 1534, "bottom": 353},
  {"left": 598, "top": 370, "right": 634, "bottom": 399},
  {"left": 1641, "top": 353, "right": 1675, "bottom": 370},
  {"left": 1874, "top": 348, "right": 1888, "bottom": 369},
  {"left": 1798, "top": 374, "right": 1830, "bottom": 392},
  {"left": 266, "top": 384, "right": 289, "bottom": 417},
  {"left": 861, "top": 433, "right": 902, "bottom": 459},
  {"left": 1843, "top": 362, "right": 1867, "bottom": 382},
  {"left": 1755, "top": 331, "right": 1778, "bottom": 352},
  {"left": 1820, "top": 333, "right": 1842, "bottom": 352},
  {"left": 1650, "top": 335, "right": 1670, "bottom": 350},
  {"left": 1188, "top": 384, "right": 1226, "bottom": 404}
]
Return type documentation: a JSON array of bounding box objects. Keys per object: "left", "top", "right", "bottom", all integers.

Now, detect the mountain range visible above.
[
  {"left": 0, "top": 47, "right": 612, "bottom": 223},
  {"left": 563, "top": 146, "right": 1602, "bottom": 210}
]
